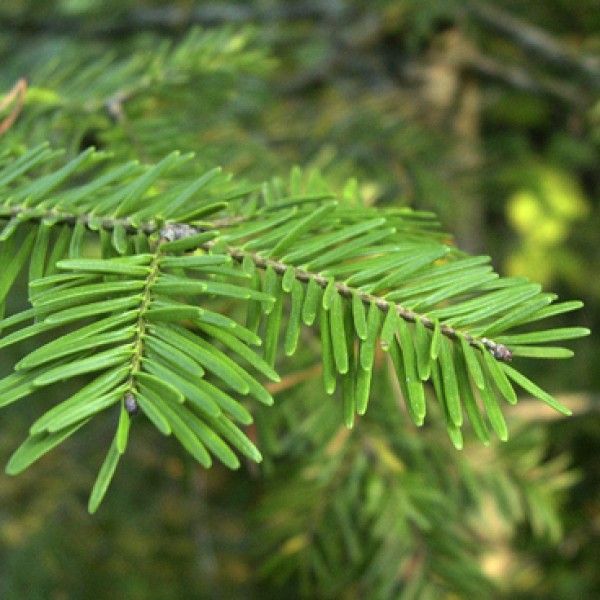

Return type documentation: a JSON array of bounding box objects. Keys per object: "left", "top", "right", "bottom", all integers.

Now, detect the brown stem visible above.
[
  {"left": 265, "top": 364, "right": 322, "bottom": 394},
  {"left": 0, "top": 78, "right": 27, "bottom": 136}
]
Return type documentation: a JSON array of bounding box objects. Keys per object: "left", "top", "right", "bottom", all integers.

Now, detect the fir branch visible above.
[
  {"left": 0, "top": 203, "right": 512, "bottom": 361},
  {"left": 200, "top": 237, "right": 513, "bottom": 362},
  {"left": 0, "top": 145, "right": 588, "bottom": 509}
]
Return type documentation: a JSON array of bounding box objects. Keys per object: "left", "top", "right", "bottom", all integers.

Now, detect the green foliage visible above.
[
  {"left": 253, "top": 369, "right": 577, "bottom": 598},
  {"left": 1, "top": 26, "right": 274, "bottom": 170},
  {"left": 0, "top": 4, "right": 597, "bottom": 597},
  {"left": 0, "top": 142, "right": 588, "bottom": 513}
]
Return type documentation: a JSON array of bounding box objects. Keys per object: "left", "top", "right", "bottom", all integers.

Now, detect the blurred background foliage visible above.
[{"left": 0, "top": 1, "right": 598, "bottom": 598}]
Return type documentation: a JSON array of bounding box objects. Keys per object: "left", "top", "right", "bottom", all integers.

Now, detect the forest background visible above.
[{"left": 0, "top": 1, "right": 598, "bottom": 598}]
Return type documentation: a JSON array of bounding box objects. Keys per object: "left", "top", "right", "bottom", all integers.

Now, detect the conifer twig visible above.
[{"left": 0, "top": 204, "right": 513, "bottom": 362}]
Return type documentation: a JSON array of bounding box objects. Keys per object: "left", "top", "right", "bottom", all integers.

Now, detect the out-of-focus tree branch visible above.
[
  {"left": 466, "top": 53, "right": 585, "bottom": 108},
  {"left": 0, "top": 77, "right": 26, "bottom": 136},
  {"left": 465, "top": 1, "right": 600, "bottom": 88},
  {"left": 1, "top": 2, "right": 594, "bottom": 109},
  {"left": 0, "top": 2, "right": 343, "bottom": 36}
]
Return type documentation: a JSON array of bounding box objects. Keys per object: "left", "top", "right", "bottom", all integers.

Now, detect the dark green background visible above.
[{"left": 0, "top": 1, "right": 598, "bottom": 598}]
